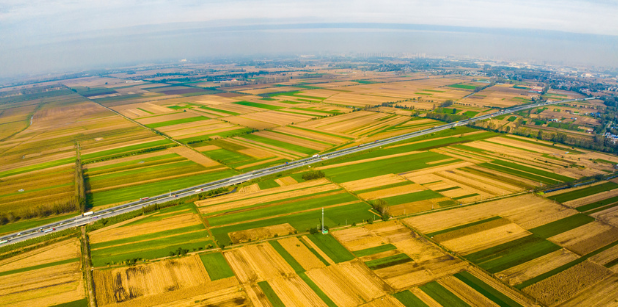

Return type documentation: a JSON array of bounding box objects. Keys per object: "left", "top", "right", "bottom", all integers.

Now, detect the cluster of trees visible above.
[
  {"left": 370, "top": 199, "right": 390, "bottom": 221},
  {"left": 0, "top": 198, "right": 80, "bottom": 226},
  {"left": 197, "top": 187, "right": 229, "bottom": 200},
  {"left": 302, "top": 170, "right": 325, "bottom": 181},
  {"left": 75, "top": 145, "right": 86, "bottom": 213}
]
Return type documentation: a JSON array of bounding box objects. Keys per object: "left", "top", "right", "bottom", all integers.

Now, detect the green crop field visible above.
[
  {"left": 207, "top": 192, "right": 358, "bottom": 227},
  {"left": 549, "top": 181, "right": 618, "bottom": 203},
  {"left": 258, "top": 179, "right": 280, "bottom": 189},
  {"left": 364, "top": 253, "right": 412, "bottom": 270},
  {"left": 88, "top": 169, "right": 237, "bottom": 207},
  {"left": 233, "top": 101, "right": 284, "bottom": 110},
  {"left": 490, "top": 160, "right": 575, "bottom": 182},
  {"left": 465, "top": 235, "right": 561, "bottom": 273},
  {"left": 298, "top": 272, "right": 337, "bottom": 307},
  {"left": 426, "top": 216, "right": 503, "bottom": 237},
  {"left": 145, "top": 116, "right": 209, "bottom": 128},
  {"left": 90, "top": 229, "right": 213, "bottom": 266},
  {"left": 392, "top": 290, "right": 429, "bottom": 307},
  {"left": 199, "top": 252, "right": 235, "bottom": 280},
  {"left": 323, "top": 151, "right": 457, "bottom": 183},
  {"left": 243, "top": 134, "right": 318, "bottom": 155},
  {"left": 577, "top": 195, "right": 618, "bottom": 213},
  {"left": 269, "top": 240, "right": 305, "bottom": 273},
  {"left": 381, "top": 190, "right": 443, "bottom": 206},
  {"left": 81, "top": 139, "right": 174, "bottom": 162},
  {"left": 479, "top": 162, "right": 560, "bottom": 185},
  {"left": 306, "top": 233, "right": 354, "bottom": 263},
  {"left": 257, "top": 281, "right": 285, "bottom": 307},
  {"left": 210, "top": 202, "right": 374, "bottom": 246},
  {"left": 203, "top": 148, "right": 256, "bottom": 166},
  {"left": 353, "top": 244, "right": 397, "bottom": 257},
  {"left": 528, "top": 214, "right": 594, "bottom": 238},
  {"left": 448, "top": 84, "right": 477, "bottom": 90},
  {"left": 199, "top": 106, "right": 239, "bottom": 115},
  {"left": 420, "top": 281, "right": 470, "bottom": 307},
  {"left": 454, "top": 271, "right": 522, "bottom": 307}
]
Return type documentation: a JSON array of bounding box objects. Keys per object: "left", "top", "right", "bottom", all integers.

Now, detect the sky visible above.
[{"left": 1, "top": 0, "right": 617, "bottom": 78}]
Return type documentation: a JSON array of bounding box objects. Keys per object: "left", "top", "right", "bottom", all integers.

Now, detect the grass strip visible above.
[
  {"left": 480, "top": 163, "right": 560, "bottom": 185},
  {"left": 199, "top": 106, "right": 239, "bottom": 115},
  {"left": 0, "top": 257, "right": 79, "bottom": 277},
  {"left": 234, "top": 101, "right": 284, "bottom": 110},
  {"left": 50, "top": 298, "right": 89, "bottom": 307},
  {"left": 392, "top": 290, "right": 429, "bottom": 307},
  {"left": 455, "top": 271, "right": 522, "bottom": 307},
  {"left": 426, "top": 216, "right": 502, "bottom": 237},
  {"left": 199, "top": 252, "right": 235, "bottom": 280},
  {"left": 269, "top": 241, "right": 305, "bottom": 273},
  {"left": 465, "top": 235, "right": 561, "bottom": 273},
  {"left": 577, "top": 195, "right": 618, "bottom": 212},
  {"left": 382, "top": 190, "right": 443, "bottom": 206},
  {"left": 364, "top": 253, "right": 412, "bottom": 270},
  {"left": 145, "top": 116, "right": 209, "bottom": 128},
  {"left": 353, "top": 244, "right": 397, "bottom": 257},
  {"left": 491, "top": 160, "right": 574, "bottom": 182},
  {"left": 549, "top": 181, "right": 618, "bottom": 203},
  {"left": 258, "top": 179, "right": 280, "bottom": 189},
  {"left": 420, "top": 281, "right": 470, "bottom": 307},
  {"left": 306, "top": 234, "right": 355, "bottom": 263},
  {"left": 90, "top": 224, "right": 204, "bottom": 249},
  {"left": 453, "top": 193, "right": 479, "bottom": 200},
  {"left": 528, "top": 214, "right": 594, "bottom": 238},
  {"left": 353, "top": 182, "right": 412, "bottom": 195},
  {"left": 299, "top": 237, "right": 331, "bottom": 266},
  {"left": 516, "top": 239, "right": 618, "bottom": 289},
  {"left": 257, "top": 281, "right": 286, "bottom": 307},
  {"left": 298, "top": 272, "right": 337, "bottom": 307}
]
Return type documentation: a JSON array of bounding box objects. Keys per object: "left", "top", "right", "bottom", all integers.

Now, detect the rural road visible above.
[{"left": 0, "top": 97, "right": 596, "bottom": 245}]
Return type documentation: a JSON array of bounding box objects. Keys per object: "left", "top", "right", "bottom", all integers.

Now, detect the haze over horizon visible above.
[{"left": 1, "top": 0, "right": 618, "bottom": 78}]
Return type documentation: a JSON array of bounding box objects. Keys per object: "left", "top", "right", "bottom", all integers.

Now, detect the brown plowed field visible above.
[
  {"left": 522, "top": 260, "right": 612, "bottom": 306},
  {"left": 278, "top": 237, "right": 326, "bottom": 270},
  {"left": 269, "top": 276, "right": 329, "bottom": 306},
  {"left": 229, "top": 223, "right": 295, "bottom": 243},
  {"left": 358, "top": 184, "right": 423, "bottom": 200},
  {"left": 359, "top": 295, "right": 406, "bottom": 307},
  {"left": 549, "top": 222, "right": 618, "bottom": 256},
  {"left": 466, "top": 267, "right": 535, "bottom": 306},
  {"left": 591, "top": 205, "right": 618, "bottom": 228},
  {"left": 441, "top": 223, "right": 530, "bottom": 255},
  {"left": 403, "top": 194, "right": 558, "bottom": 234},
  {"left": 224, "top": 243, "right": 295, "bottom": 284},
  {"left": 0, "top": 238, "right": 80, "bottom": 273},
  {"left": 275, "top": 176, "right": 298, "bottom": 187},
  {"left": 439, "top": 276, "right": 499, "bottom": 306},
  {"left": 93, "top": 256, "right": 216, "bottom": 306},
  {"left": 340, "top": 174, "right": 408, "bottom": 192},
  {"left": 496, "top": 249, "right": 580, "bottom": 286},
  {"left": 564, "top": 188, "right": 618, "bottom": 208},
  {"left": 560, "top": 274, "right": 618, "bottom": 307},
  {"left": 149, "top": 285, "right": 250, "bottom": 307},
  {"left": 0, "top": 261, "right": 84, "bottom": 307},
  {"left": 306, "top": 261, "right": 390, "bottom": 307},
  {"left": 89, "top": 212, "right": 202, "bottom": 244}
]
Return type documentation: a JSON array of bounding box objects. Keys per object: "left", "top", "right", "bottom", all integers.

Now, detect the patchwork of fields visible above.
[{"left": 2, "top": 71, "right": 618, "bottom": 307}]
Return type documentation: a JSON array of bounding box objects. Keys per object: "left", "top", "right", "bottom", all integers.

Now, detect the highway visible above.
[{"left": 0, "top": 97, "right": 596, "bottom": 245}]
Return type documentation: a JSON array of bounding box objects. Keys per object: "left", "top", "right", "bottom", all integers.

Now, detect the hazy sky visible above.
[{"left": 1, "top": 0, "right": 617, "bottom": 78}]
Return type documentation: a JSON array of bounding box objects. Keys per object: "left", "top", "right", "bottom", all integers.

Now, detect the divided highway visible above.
[{"left": 0, "top": 97, "right": 596, "bottom": 245}]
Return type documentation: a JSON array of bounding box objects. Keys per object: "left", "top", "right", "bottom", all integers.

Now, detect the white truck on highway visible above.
[{"left": 82, "top": 211, "right": 93, "bottom": 217}]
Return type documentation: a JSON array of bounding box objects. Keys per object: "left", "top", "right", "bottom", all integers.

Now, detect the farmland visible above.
[{"left": 2, "top": 65, "right": 618, "bottom": 306}]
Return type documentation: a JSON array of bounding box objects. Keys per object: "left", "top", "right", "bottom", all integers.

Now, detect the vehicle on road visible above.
[
  {"left": 140, "top": 197, "right": 150, "bottom": 201},
  {"left": 312, "top": 154, "right": 320, "bottom": 158},
  {"left": 42, "top": 228, "right": 55, "bottom": 233},
  {"left": 82, "top": 211, "right": 93, "bottom": 217},
  {"left": 195, "top": 188, "right": 204, "bottom": 193}
]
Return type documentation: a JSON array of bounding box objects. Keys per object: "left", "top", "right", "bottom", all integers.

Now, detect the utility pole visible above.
[{"left": 322, "top": 208, "right": 325, "bottom": 234}]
